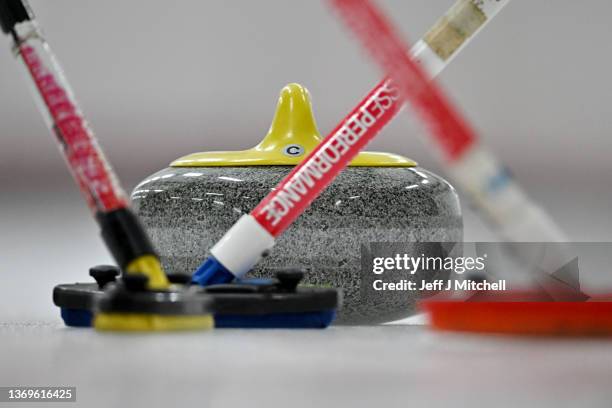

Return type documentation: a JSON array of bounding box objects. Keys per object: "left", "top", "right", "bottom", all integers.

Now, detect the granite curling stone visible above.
[{"left": 132, "top": 83, "right": 462, "bottom": 324}]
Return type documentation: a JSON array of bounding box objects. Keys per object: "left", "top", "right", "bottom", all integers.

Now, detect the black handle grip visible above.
[
  {"left": 0, "top": 0, "right": 31, "bottom": 34},
  {"left": 97, "top": 208, "right": 158, "bottom": 269}
]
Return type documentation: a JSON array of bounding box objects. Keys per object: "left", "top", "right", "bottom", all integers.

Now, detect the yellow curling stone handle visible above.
[{"left": 171, "top": 83, "right": 416, "bottom": 167}]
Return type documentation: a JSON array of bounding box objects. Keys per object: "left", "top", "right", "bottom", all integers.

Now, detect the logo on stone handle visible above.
[{"left": 283, "top": 144, "right": 305, "bottom": 157}]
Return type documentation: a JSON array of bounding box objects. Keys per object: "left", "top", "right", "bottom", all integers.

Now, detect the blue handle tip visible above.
[{"left": 191, "top": 256, "right": 235, "bottom": 286}]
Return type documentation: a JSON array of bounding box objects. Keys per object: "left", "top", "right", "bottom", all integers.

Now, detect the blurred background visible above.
[{"left": 1, "top": 0, "right": 611, "bottom": 321}]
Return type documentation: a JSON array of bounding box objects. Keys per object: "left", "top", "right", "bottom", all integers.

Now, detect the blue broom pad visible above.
[
  {"left": 214, "top": 310, "right": 336, "bottom": 329},
  {"left": 60, "top": 308, "right": 93, "bottom": 327},
  {"left": 58, "top": 278, "right": 337, "bottom": 330},
  {"left": 59, "top": 308, "right": 336, "bottom": 329}
]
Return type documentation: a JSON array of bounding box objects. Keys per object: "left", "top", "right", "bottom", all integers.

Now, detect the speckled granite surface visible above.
[{"left": 132, "top": 166, "right": 462, "bottom": 324}]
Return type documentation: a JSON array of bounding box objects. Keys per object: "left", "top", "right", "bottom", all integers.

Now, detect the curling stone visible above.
[{"left": 132, "top": 83, "right": 462, "bottom": 324}]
